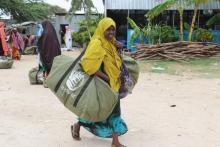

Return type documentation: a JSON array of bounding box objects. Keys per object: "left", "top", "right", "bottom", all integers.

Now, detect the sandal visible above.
[{"left": 71, "top": 123, "right": 81, "bottom": 141}]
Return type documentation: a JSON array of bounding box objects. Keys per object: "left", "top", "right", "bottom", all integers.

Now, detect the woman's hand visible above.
[
  {"left": 95, "top": 71, "right": 109, "bottom": 83},
  {"left": 115, "top": 41, "right": 123, "bottom": 49}
]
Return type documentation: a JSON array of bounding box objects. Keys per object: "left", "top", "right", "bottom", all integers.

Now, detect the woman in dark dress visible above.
[{"left": 37, "top": 20, "right": 61, "bottom": 77}]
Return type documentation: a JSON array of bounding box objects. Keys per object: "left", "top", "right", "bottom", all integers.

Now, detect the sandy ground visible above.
[{"left": 1, "top": 50, "right": 220, "bottom": 147}]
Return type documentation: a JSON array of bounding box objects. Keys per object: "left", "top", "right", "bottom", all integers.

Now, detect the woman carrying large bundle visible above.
[
  {"left": 37, "top": 20, "right": 61, "bottom": 78},
  {"left": 71, "top": 17, "right": 128, "bottom": 147},
  {"left": 0, "top": 22, "right": 9, "bottom": 56},
  {"left": 10, "top": 28, "right": 24, "bottom": 60},
  {"left": 0, "top": 22, "right": 14, "bottom": 69}
]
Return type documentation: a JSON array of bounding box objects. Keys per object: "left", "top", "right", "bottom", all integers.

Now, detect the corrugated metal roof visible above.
[
  {"left": 105, "top": 0, "right": 220, "bottom": 10},
  {"left": 196, "top": 1, "right": 220, "bottom": 10}
]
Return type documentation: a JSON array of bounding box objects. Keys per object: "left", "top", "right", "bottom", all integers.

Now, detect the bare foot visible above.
[
  {"left": 112, "top": 133, "right": 126, "bottom": 147},
  {"left": 111, "top": 143, "right": 127, "bottom": 147},
  {"left": 71, "top": 123, "right": 81, "bottom": 141}
]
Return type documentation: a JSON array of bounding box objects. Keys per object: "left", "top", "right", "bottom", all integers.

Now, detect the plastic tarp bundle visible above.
[
  {"left": 28, "top": 67, "right": 43, "bottom": 85},
  {"left": 0, "top": 56, "right": 13, "bottom": 69},
  {"left": 46, "top": 53, "right": 139, "bottom": 122},
  {"left": 46, "top": 55, "right": 118, "bottom": 122},
  {"left": 23, "top": 46, "right": 37, "bottom": 55}
]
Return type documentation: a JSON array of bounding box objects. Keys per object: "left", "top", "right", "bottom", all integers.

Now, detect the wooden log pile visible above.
[{"left": 130, "top": 41, "right": 220, "bottom": 62}]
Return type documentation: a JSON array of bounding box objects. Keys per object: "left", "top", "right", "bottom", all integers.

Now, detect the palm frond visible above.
[
  {"left": 127, "top": 17, "right": 140, "bottom": 31},
  {"left": 145, "top": 0, "right": 176, "bottom": 21},
  {"left": 127, "top": 17, "right": 141, "bottom": 47},
  {"left": 206, "top": 13, "right": 220, "bottom": 26}
]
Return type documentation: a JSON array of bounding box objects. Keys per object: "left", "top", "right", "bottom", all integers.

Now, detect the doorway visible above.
[{"left": 60, "top": 24, "right": 69, "bottom": 45}]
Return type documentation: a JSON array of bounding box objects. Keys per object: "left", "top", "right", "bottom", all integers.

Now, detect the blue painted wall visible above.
[{"left": 126, "top": 29, "right": 220, "bottom": 52}]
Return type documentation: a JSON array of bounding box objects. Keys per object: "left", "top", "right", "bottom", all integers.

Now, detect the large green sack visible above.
[
  {"left": 46, "top": 54, "right": 118, "bottom": 122},
  {"left": 23, "top": 46, "right": 37, "bottom": 55},
  {"left": 0, "top": 56, "right": 13, "bottom": 69},
  {"left": 28, "top": 67, "right": 43, "bottom": 85}
]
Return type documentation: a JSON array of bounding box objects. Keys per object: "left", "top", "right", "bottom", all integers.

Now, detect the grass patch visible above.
[{"left": 138, "top": 58, "right": 220, "bottom": 78}]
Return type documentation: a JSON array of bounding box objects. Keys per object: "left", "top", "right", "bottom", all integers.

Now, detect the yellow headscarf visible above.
[{"left": 81, "top": 17, "right": 122, "bottom": 92}]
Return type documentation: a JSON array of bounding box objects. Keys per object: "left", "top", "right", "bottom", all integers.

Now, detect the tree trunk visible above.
[
  {"left": 83, "top": 3, "right": 92, "bottom": 40},
  {"left": 179, "top": 9, "right": 184, "bottom": 41},
  {"left": 188, "top": 5, "right": 198, "bottom": 41}
]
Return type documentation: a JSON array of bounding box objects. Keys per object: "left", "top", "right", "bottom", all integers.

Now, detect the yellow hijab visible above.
[{"left": 81, "top": 17, "right": 122, "bottom": 92}]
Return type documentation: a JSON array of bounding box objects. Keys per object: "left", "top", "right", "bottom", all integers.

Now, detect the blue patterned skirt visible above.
[{"left": 78, "top": 101, "right": 128, "bottom": 138}]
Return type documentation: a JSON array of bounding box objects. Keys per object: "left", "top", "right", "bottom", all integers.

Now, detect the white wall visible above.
[{"left": 55, "top": 15, "right": 86, "bottom": 44}]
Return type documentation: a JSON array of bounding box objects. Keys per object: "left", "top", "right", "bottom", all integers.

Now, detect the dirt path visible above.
[{"left": 1, "top": 51, "right": 220, "bottom": 147}]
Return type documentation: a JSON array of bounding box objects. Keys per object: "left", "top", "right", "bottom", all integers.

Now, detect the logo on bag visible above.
[{"left": 66, "top": 70, "right": 85, "bottom": 91}]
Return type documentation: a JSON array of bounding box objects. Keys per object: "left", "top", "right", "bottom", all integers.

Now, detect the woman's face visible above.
[
  {"left": 12, "top": 28, "right": 17, "bottom": 33},
  {"left": 104, "top": 26, "right": 115, "bottom": 41}
]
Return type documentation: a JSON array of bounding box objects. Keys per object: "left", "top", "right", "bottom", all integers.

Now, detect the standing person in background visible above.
[
  {"left": 71, "top": 17, "right": 127, "bottom": 147},
  {"left": 10, "top": 28, "right": 24, "bottom": 60},
  {"left": 65, "top": 26, "right": 73, "bottom": 50},
  {"left": 28, "top": 35, "right": 37, "bottom": 46},
  {"left": 0, "top": 22, "right": 9, "bottom": 56},
  {"left": 23, "top": 34, "right": 30, "bottom": 48},
  {"left": 37, "top": 20, "right": 61, "bottom": 78}
]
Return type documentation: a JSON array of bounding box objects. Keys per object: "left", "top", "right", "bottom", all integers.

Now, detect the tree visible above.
[
  {"left": 71, "top": 15, "right": 103, "bottom": 46},
  {"left": 68, "top": 0, "right": 98, "bottom": 39},
  {"left": 175, "top": 0, "right": 190, "bottom": 41},
  {"left": 69, "top": 0, "right": 95, "bottom": 14},
  {"left": 145, "top": 0, "right": 189, "bottom": 41},
  {"left": 27, "top": 3, "right": 66, "bottom": 20},
  {"left": 146, "top": 0, "right": 218, "bottom": 41},
  {"left": 0, "top": 0, "right": 66, "bottom": 22},
  {"left": 188, "top": 0, "right": 208, "bottom": 41}
]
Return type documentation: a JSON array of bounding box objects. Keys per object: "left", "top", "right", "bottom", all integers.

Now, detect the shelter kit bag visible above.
[
  {"left": 28, "top": 67, "right": 43, "bottom": 85},
  {"left": 0, "top": 56, "right": 13, "bottom": 69},
  {"left": 46, "top": 52, "right": 118, "bottom": 122}
]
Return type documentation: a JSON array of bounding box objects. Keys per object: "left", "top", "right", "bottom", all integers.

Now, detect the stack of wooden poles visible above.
[{"left": 130, "top": 41, "right": 220, "bottom": 62}]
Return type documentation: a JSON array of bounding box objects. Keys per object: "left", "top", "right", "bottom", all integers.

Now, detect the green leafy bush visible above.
[
  {"left": 71, "top": 15, "right": 103, "bottom": 47},
  {"left": 147, "top": 25, "right": 178, "bottom": 44},
  {"left": 195, "top": 28, "right": 214, "bottom": 42},
  {"left": 71, "top": 32, "right": 83, "bottom": 46},
  {"left": 160, "top": 25, "right": 179, "bottom": 43},
  {"left": 128, "top": 17, "right": 178, "bottom": 45}
]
